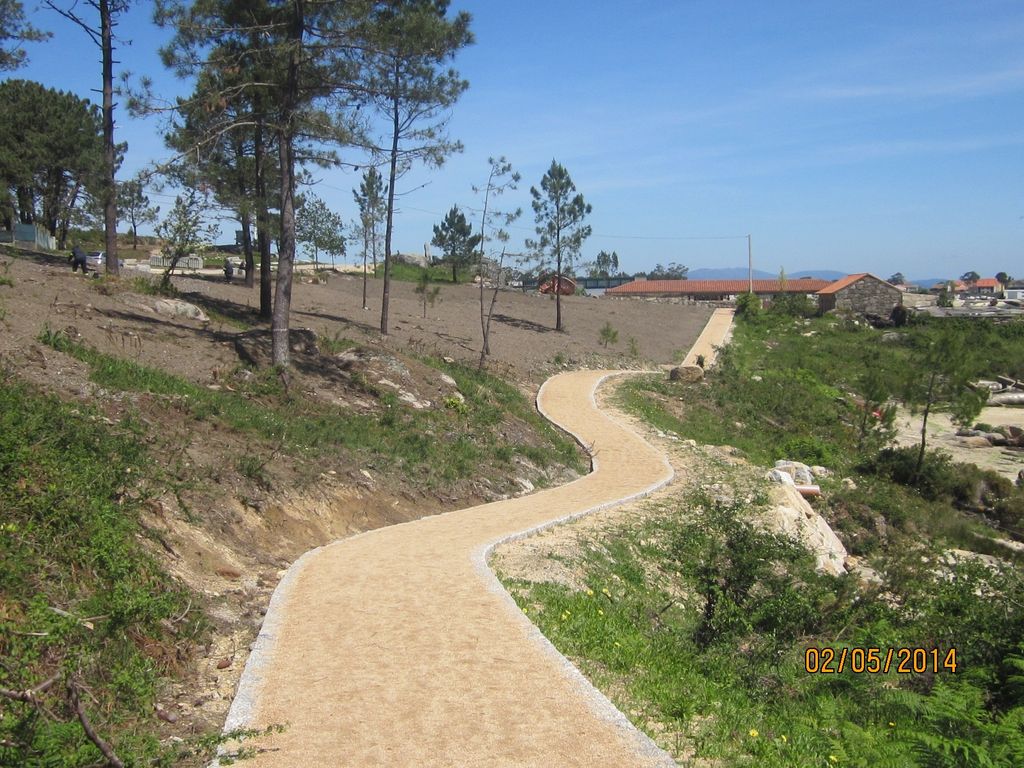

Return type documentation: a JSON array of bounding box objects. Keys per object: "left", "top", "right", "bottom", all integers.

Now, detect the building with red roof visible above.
[
  {"left": 606, "top": 277, "right": 830, "bottom": 301},
  {"left": 816, "top": 273, "right": 902, "bottom": 316}
]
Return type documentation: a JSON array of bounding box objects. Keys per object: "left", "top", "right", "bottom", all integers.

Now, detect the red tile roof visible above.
[
  {"left": 816, "top": 273, "right": 898, "bottom": 295},
  {"left": 816, "top": 273, "right": 870, "bottom": 295},
  {"left": 607, "top": 278, "right": 830, "bottom": 296},
  {"left": 975, "top": 278, "right": 1001, "bottom": 288}
]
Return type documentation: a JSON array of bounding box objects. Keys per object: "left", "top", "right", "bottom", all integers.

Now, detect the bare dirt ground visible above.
[
  {"left": 0, "top": 250, "right": 711, "bottom": 386},
  {"left": 894, "top": 406, "right": 1024, "bottom": 482}
]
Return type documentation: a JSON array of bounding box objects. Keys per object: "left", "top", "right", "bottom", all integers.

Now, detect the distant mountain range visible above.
[
  {"left": 680, "top": 267, "right": 953, "bottom": 287},
  {"left": 685, "top": 267, "right": 846, "bottom": 281}
]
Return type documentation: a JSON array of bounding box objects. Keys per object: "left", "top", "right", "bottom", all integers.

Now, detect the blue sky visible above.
[{"left": 12, "top": 0, "right": 1024, "bottom": 279}]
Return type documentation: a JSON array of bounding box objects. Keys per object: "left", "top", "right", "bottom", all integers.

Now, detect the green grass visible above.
[
  {"left": 0, "top": 373, "right": 203, "bottom": 766},
  {"left": 504, "top": 491, "right": 1024, "bottom": 766},
  {"left": 375, "top": 260, "right": 474, "bottom": 284},
  {"left": 503, "top": 312, "right": 1024, "bottom": 766},
  {"left": 39, "top": 328, "right": 583, "bottom": 487}
]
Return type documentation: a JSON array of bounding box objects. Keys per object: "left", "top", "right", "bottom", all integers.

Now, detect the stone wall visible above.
[{"left": 821, "top": 276, "right": 902, "bottom": 316}]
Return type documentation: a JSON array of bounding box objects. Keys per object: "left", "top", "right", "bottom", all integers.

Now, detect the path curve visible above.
[{"left": 222, "top": 309, "right": 734, "bottom": 767}]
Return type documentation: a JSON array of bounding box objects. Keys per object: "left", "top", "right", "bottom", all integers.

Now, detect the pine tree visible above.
[
  {"left": 525, "top": 160, "right": 592, "bottom": 332},
  {"left": 117, "top": 177, "right": 159, "bottom": 249},
  {"left": 296, "top": 195, "right": 345, "bottom": 268},
  {"left": 364, "top": 0, "right": 473, "bottom": 335},
  {"left": 431, "top": 206, "right": 479, "bottom": 283},
  {"left": 353, "top": 167, "right": 386, "bottom": 310}
]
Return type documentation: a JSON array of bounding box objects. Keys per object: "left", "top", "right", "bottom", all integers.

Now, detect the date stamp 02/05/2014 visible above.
[{"left": 804, "top": 647, "right": 958, "bottom": 675}]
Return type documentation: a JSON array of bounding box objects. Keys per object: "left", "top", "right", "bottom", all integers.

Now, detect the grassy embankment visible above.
[
  {"left": 1, "top": 322, "right": 582, "bottom": 766},
  {"left": 0, "top": 376, "right": 214, "bottom": 766},
  {"left": 502, "top": 313, "right": 1024, "bottom": 767},
  {"left": 38, "top": 326, "right": 582, "bottom": 489}
]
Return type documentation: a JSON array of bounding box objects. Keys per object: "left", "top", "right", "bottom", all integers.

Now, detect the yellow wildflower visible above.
[
  {"left": 829, "top": 756, "right": 838, "bottom": 764},
  {"left": 780, "top": 735, "right": 787, "bottom": 743},
  {"left": 748, "top": 729, "right": 759, "bottom": 738},
  {"left": 598, "top": 609, "right": 604, "bottom": 616},
  {"left": 888, "top": 722, "right": 896, "bottom": 727}
]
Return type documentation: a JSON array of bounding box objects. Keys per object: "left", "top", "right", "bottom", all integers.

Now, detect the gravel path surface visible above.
[{"left": 220, "top": 313, "right": 734, "bottom": 767}]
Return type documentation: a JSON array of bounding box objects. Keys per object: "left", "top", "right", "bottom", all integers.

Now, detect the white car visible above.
[{"left": 87, "top": 251, "right": 104, "bottom": 270}]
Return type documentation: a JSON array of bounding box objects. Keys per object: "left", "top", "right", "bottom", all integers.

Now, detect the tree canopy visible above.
[
  {"left": 647, "top": 262, "right": 688, "bottom": 280},
  {"left": 117, "top": 176, "right": 159, "bottom": 249},
  {"left": 0, "top": 79, "right": 106, "bottom": 246},
  {"left": 0, "top": 0, "right": 50, "bottom": 71},
  {"left": 296, "top": 194, "right": 345, "bottom": 267}
]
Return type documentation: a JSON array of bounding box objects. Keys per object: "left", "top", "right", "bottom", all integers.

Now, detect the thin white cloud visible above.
[{"left": 798, "top": 64, "right": 1024, "bottom": 102}]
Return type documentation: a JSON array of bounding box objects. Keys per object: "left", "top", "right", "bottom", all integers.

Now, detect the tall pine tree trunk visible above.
[
  {"left": 271, "top": 2, "right": 302, "bottom": 367},
  {"left": 380, "top": 61, "right": 400, "bottom": 336},
  {"left": 555, "top": 227, "right": 563, "bottom": 331},
  {"left": 240, "top": 209, "right": 254, "bottom": 288},
  {"left": 254, "top": 113, "right": 272, "bottom": 319},
  {"left": 100, "top": 0, "right": 118, "bottom": 275},
  {"left": 362, "top": 224, "right": 369, "bottom": 310}
]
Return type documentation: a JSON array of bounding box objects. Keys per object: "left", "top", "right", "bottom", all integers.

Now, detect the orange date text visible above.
[{"left": 803, "top": 646, "right": 957, "bottom": 674}]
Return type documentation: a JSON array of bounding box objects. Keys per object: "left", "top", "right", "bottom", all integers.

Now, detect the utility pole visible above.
[{"left": 747, "top": 233, "right": 753, "bottom": 293}]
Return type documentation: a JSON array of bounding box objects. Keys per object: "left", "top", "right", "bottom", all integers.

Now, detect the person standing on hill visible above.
[
  {"left": 223, "top": 258, "right": 234, "bottom": 283},
  {"left": 68, "top": 245, "right": 88, "bottom": 274}
]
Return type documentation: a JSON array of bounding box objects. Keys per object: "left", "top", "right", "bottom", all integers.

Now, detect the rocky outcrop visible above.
[
  {"left": 762, "top": 483, "right": 848, "bottom": 577},
  {"left": 763, "top": 460, "right": 847, "bottom": 576}
]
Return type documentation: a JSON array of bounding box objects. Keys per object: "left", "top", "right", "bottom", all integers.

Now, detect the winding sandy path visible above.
[{"left": 222, "top": 310, "right": 734, "bottom": 767}]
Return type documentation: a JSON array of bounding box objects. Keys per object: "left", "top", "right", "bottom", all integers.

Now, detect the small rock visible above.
[
  {"left": 443, "top": 356, "right": 455, "bottom": 364},
  {"left": 215, "top": 567, "right": 242, "bottom": 580},
  {"left": 841, "top": 477, "right": 857, "bottom": 490},
  {"left": 155, "top": 705, "right": 179, "bottom": 723},
  {"left": 751, "top": 375, "right": 763, "bottom": 382},
  {"left": 515, "top": 477, "right": 535, "bottom": 494},
  {"left": 810, "top": 465, "right": 832, "bottom": 478},
  {"left": 984, "top": 432, "right": 1008, "bottom": 446},
  {"left": 439, "top": 373, "right": 457, "bottom": 387},
  {"left": 216, "top": 657, "right": 232, "bottom": 670},
  {"left": 767, "top": 469, "right": 795, "bottom": 485}
]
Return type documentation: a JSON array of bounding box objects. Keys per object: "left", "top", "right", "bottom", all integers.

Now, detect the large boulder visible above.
[
  {"left": 153, "top": 298, "right": 209, "bottom": 323},
  {"left": 762, "top": 484, "right": 848, "bottom": 577},
  {"left": 669, "top": 364, "right": 704, "bottom": 383}
]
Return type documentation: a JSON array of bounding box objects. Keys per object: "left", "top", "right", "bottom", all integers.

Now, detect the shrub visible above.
[
  {"left": 859, "top": 446, "right": 956, "bottom": 500},
  {"left": 767, "top": 292, "right": 815, "bottom": 318},
  {"left": 735, "top": 291, "right": 761, "bottom": 319},
  {"left": 599, "top": 321, "right": 618, "bottom": 348},
  {"left": 779, "top": 435, "right": 836, "bottom": 466}
]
